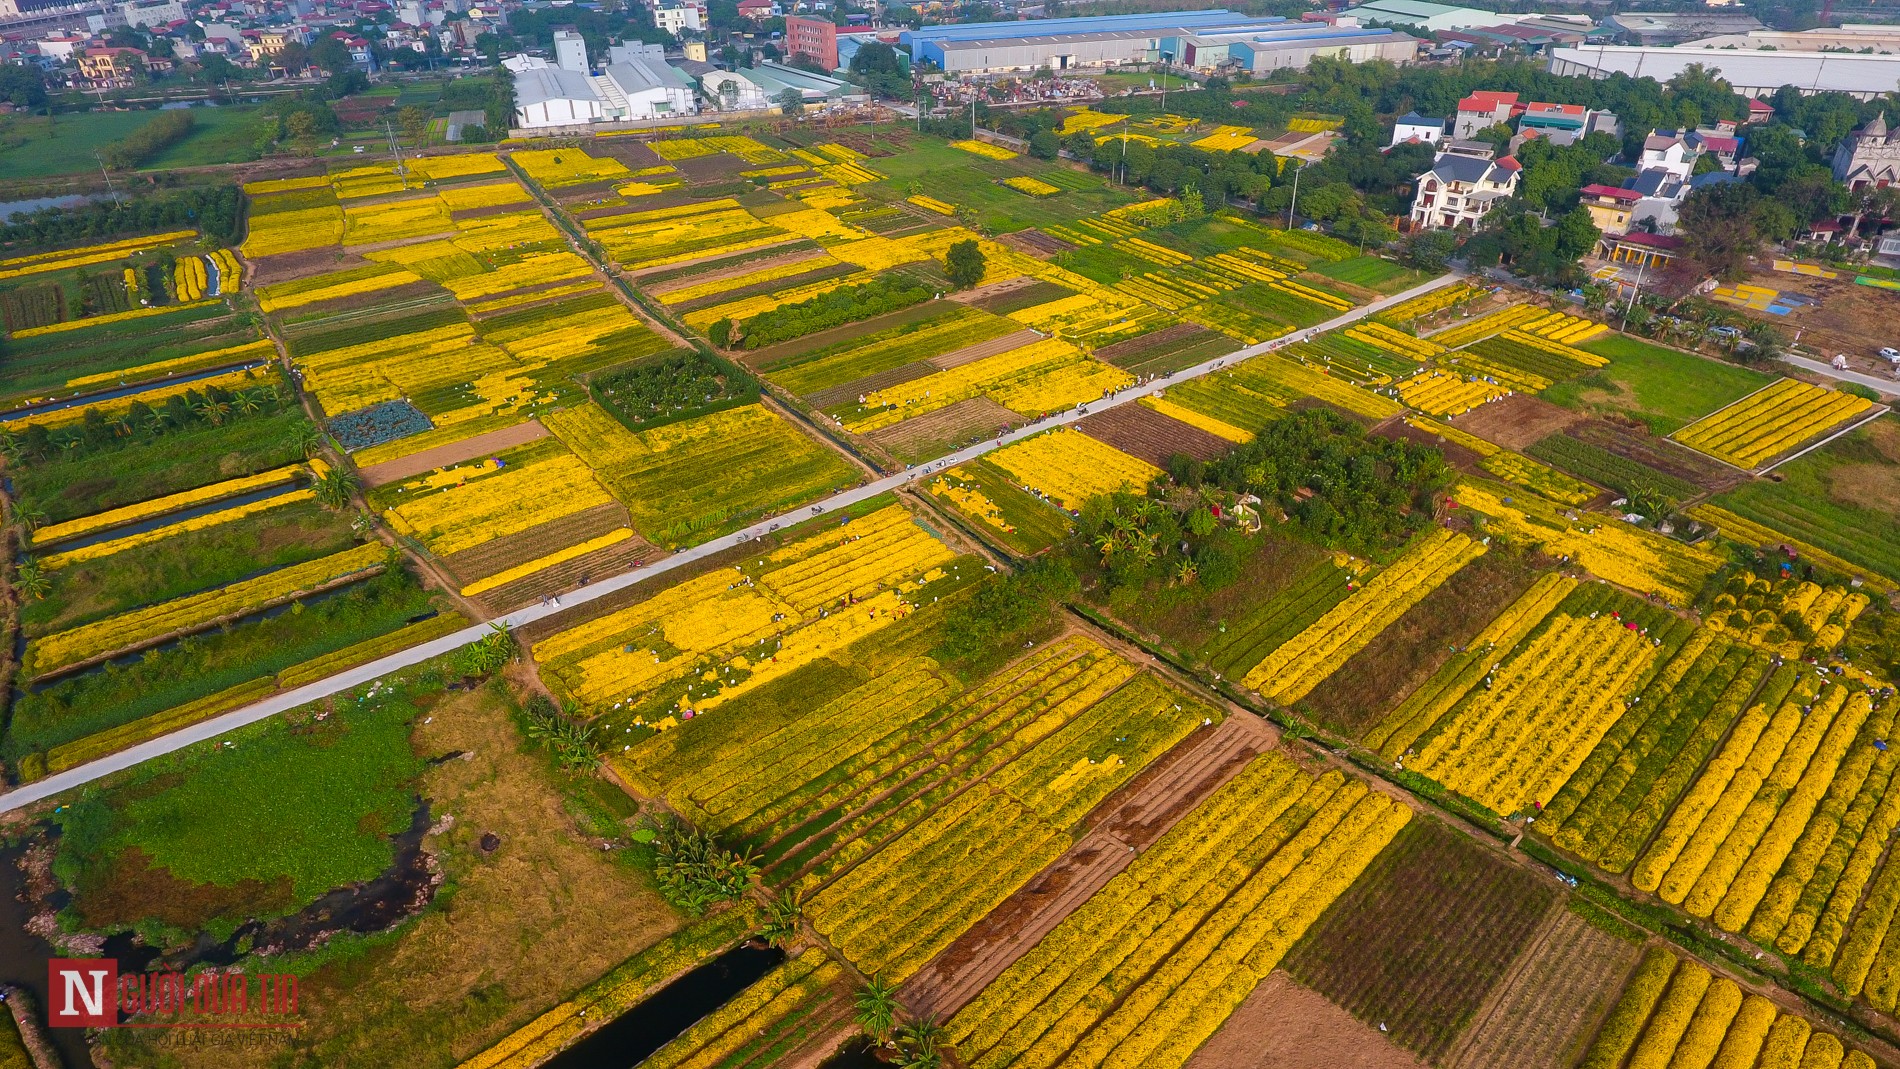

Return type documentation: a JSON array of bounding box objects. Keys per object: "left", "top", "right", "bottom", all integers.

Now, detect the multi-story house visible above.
[{"left": 1409, "top": 142, "right": 1521, "bottom": 229}]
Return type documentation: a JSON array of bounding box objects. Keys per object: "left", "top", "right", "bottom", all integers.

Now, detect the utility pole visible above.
[
  {"left": 1286, "top": 160, "right": 1304, "bottom": 230},
  {"left": 94, "top": 151, "right": 120, "bottom": 205},
  {"left": 970, "top": 92, "right": 976, "bottom": 139},
  {"left": 385, "top": 120, "right": 408, "bottom": 187},
  {"left": 1158, "top": 50, "right": 1172, "bottom": 113},
  {"left": 1621, "top": 258, "right": 1647, "bottom": 332}
]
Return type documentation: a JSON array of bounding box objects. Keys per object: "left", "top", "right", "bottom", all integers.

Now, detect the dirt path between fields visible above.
[
  {"left": 900, "top": 713, "right": 1274, "bottom": 1020},
  {"left": 358, "top": 420, "right": 552, "bottom": 487},
  {"left": 1183, "top": 972, "right": 1428, "bottom": 1069}
]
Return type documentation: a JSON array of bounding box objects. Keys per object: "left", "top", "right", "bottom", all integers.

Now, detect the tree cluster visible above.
[
  {"left": 0, "top": 378, "right": 298, "bottom": 469},
  {"left": 728, "top": 274, "right": 932, "bottom": 349},
  {"left": 100, "top": 110, "right": 195, "bottom": 171},
  {"left": 1202, "top": 409, "right": 1453, "bottom": 555},
  {"left": 0, "top": 183, "right": 242, "bottom": 250},
  {"left": 937, "top": 558, "right": 1080, "bottom": 663}
]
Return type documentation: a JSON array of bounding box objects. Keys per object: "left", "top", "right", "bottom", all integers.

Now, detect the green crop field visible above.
[{"left": 1545, "top": 334, "right": 1774, "bottom": 434}]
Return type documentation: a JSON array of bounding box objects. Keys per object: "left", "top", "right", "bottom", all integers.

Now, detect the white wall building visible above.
[
  {"left": 513, "top": 61, "right": 606, "bottom": 127},
  {"left": 1550, "top": 44, "right": 1900, "bottom": 100},
  {"left": 702, "top": 67, "right": 769, "bottom": 110},
  {"left": 1409, "top": 147, "right": 1521, "bottom": 229},
  {"left": 1638, "top": 131, "right": 1698, "bottom": 181},
  {"left": 554, "top": 28, "right": 588, "bottom": 73},
  {"left": 653, "top": 3, "right": 700, "bottom": 35},
  {"left": 1391, "top": 110, "right": 1445, "bottom": 146}
]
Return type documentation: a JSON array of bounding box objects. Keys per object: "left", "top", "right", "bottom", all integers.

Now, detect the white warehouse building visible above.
[
  {"left": 508, "top": 41, "right": 699, "bottom": 130},
  {"left": 1549, "top": 45, "right": 1900, "bottom": 100}
]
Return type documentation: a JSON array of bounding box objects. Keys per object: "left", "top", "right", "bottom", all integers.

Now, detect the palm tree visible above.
[
  {"left": 233, "top": 389, "right": 264, "bottom": 416},
  {"left": 12, "top": 557, "right": 48, "bottom": 601},
  {"left": 192, "top": 397, "right": 231, "bottom": 426},
  {"left": 8, "top": 497, "right": 45, "bottom": 535},
  {"left": 761, "top": 893, "right": 801, "bottom": 949},
  {"left": 895, "top": 1017, "right": 946, "bottom": 1069},
  {"left": 141, "top": 410, "right": 169, "bottom": 436},
  {"left": 295, "top": 422, "right": 326, "bottom": 459},
  {"left": 314, "top": 467, "right": 359, "bottom": 510},
  {"left": 854, "top": 976, "right": 899, "bottom": 1045}
]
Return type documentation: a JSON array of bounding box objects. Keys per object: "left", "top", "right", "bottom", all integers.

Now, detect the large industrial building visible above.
[
  {"left": 508, "top": 38, "right": 699, "bottom": 130},
  {"left": 1549, "top": 41, "right": 1900, "bottom": 100},
  {"left": 902, "top": 10, "right": 1282, "bottom": 73},
  {"left": 1175, "top": 24, "right": 1418, "bottom": 72}
]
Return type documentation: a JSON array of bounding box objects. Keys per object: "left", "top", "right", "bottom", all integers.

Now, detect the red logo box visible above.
[{"left": 48, "top": 959, "right": 118, "bottom": 1028}]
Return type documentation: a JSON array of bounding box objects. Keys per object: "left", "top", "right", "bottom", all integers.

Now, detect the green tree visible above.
[
  {"left": 314, "top": 466, "right": 360, "bottom": 509},
  {"left": 777, "top": 88, "right": 805, "bottom": 116},
  {"left": 398, "top": 104, "right": 431, "bottom": 146},
  {"left": 1028, "top": 129, "right": 1060, "bottom": 159},
  {"left": 13, "top": 558, "right": 48, "bottom": 601},
  {"left": 944, "top": 238, "right": 985, "bottom": 289},
  {"left": 855, "top": 976, "right": 899, "bottom": 1044}
]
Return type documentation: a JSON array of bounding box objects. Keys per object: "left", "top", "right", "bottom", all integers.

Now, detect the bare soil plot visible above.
[
  {"left": 902, "top": 714, "right": 1272, "bottom": 1021},
  {"left": 1446, "top": 906, "right": 1644, "bottom": 1069},
  {"left": 1375, "top": 416, "right": 1488, "bottom": 473},
  {"left": 1184, "top": 972, "right": 1428, "bottom": 1069},
  {"left": 644, "top": 247, "right": 833, "bottom": 298},
  {"left": 590, "top": 138, "right": 665, "bottom": 170},
  {"left": 469, "top": 531, "right": 658, "bottom": 615},
  {"left": 1079, "top": 403, "right": 1235, "bottom": 466},
  {"left": 1303, "top": 551, "right": 1542, "bottom": 738},
  {"left": 999, "top": 230, "right": 1073, "bottom": 257},
  {"left": 438, "top": 502, "right": 630, "bottom": 583},
  {"left": 928, "top": 328, "right": 1041, "bottom": 371},
  {"left": 866, "top": 397, "right": 1019, "bottom": 462},
  {"left": 1568, "top": 419, "right": 1745, "bottom": 492},
  {"left": 807, "top": 361, "right": 936, "bottom": 409},
  {"left": 954, "top": 276, "right": 1049, "bottom": 308},
  {"left": 247, "top": 246, "right": 361, "bottom": 287},
  {"left": 358, "top": 420, "right": 551, "bottom": 487},
  {"left": 1096, "top": 323, "right": 1241, "bottom": 377},
  {"left": 1282, "top": 819, "right": 1558, "bottom": 1063},
  {"left": 1451, "top": 394, "right": 1583, "bottom": 450}
]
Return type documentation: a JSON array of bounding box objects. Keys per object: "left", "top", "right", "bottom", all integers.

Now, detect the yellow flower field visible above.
[
  {"left": 1192, "top": 125, "right": 1258, "bottom": 151},
  {"left": 1003, "top": 176, "right": 1061, "bottom": 196},
  {"left": 410, "top": 153, "right": 506, "bottom": 179},
  {"left": 384, "top": 451, "right": 618, "bottom": 557},
  {"left": 951, "top": 139, "right": 1018, "bottom": 160},
  {"left": 1242, "top": 528, "right": 1484, "bottom": 702},
  {"left": 243, "top": 205, "right": 346, "bottom": 258},
  {"left": 23, "top": 543, "right": 386, "bottom": 677},
  {"left": 343, "top": 196, "right": 456, "bottom": 245},
  {"left": 436, "top": 180, "right": 531, "bottom": 212},
  {"left": 1410, "top": 611, "right": 1658, "bottom": 813},
  {"left": 0, "top": 230, "right": 194, "bottom": 281},
  {"left": 987, "top": 428, "right": 1161, "bottom": 511},
  {"left": 1397, "top": 369, "right": 1507, "bottom": 415},
  {"left": 1673, "top": 378, "right": 1879, "bottom": 469},
  {"left": 1454, "top": 481, "right": 1722, "bottom": 605},
  {"left": 460, "top": 529, "right": 636, "bottom": 597},
  {"left": 510, "top": 147, "right": 632, "bottom": 187},
  {"left": 256, "top": 263, "right": 424, "bottom": 312}
]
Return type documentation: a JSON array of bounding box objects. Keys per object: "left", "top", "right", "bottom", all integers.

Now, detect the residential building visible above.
[
  {"left": 786, "top": 14, "right": 837, "bottom": 68},
  {"left": 652, "top": 3, "right": 700, "bottom": 35},
  {"left": 1746, "top": 98, "right": 1774, "bottom": 124},
  {"left": 553, "top": 28, "right": 587, "bottom": 72},
  {"left": 1833, "top": 112, "right": 1900, "bottom": 189},
  {"left": 1390, "top": 110, "right": 1444, "bottom": 147},
  {"left": 76, "top": 45, "right": 162, "bottom": 85},
  {"left": 1639, "top": 131, "right": 1698, "bottom": 181},
  {"left": 1409, "top": 145, "right": 1521, "bottom": 229},
  {"left": 1580, "top": 182, "right": 1641, "bottom": 234},
  {"left": 1452, "top": 90, "right": 1520, "bottom": 138},
  {"left": 1595, "top": 230, "right": 1683, "bottom": 269},
  {"left": 737, "top": 0, "right": 775, "bottom": 20},
  {"left": 1688, "top": 128, "right": 1743, "bottom": 172}
]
